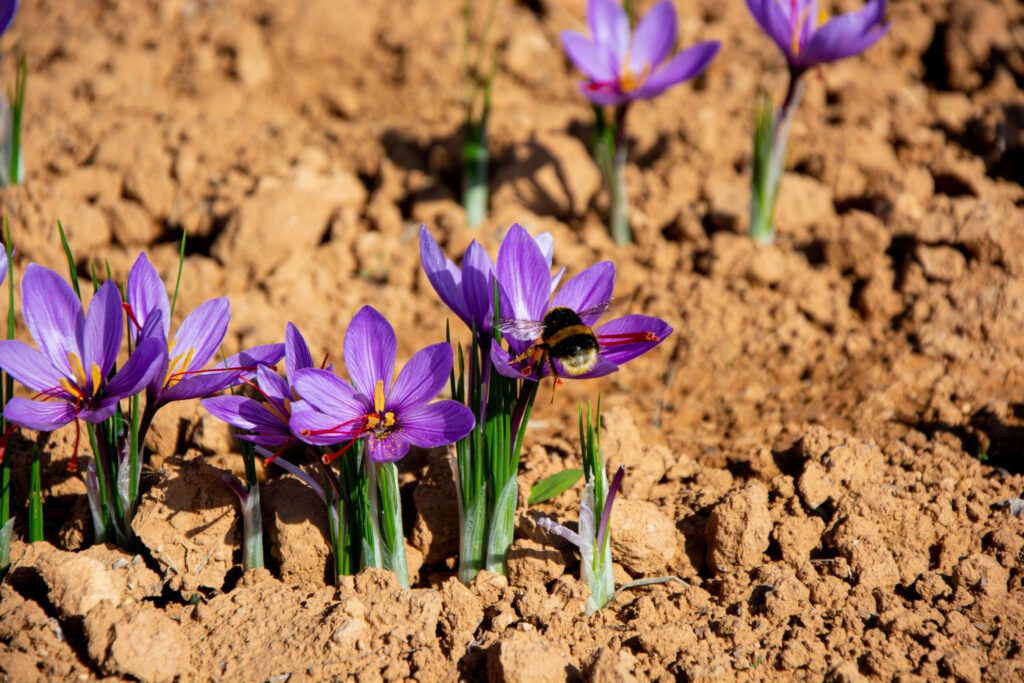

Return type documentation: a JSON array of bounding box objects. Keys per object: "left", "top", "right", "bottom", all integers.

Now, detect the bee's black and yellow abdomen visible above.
[{"left": 541, "top": 307, "right": 599, "bottom": 376}]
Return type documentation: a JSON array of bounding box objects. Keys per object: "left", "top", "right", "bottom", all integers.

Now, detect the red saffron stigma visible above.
[
  {"left": 67, "top": 419, "right": 81, "bottom": 473},
  {"left": 0, "top": 423, "right": 17, "bottom": 467},
  {"left": 321, "top": 438, "right": 360, "bottom": 465},
  {"left": 597, "top": 331, "right": 660, "bottom": 348},
  {"left": 122, "top": 303, "right": 143, "bottom": 332}
]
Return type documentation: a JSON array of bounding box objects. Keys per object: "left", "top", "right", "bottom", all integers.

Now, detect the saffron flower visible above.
[
  {"left": 746, "top": 0, "right": 889, "bottom": 74},
  {"left": 0, "top": 264, "right": 163, "bottom": 432},
  {"left": 489, "top": 225, "right": 672, "bottom": 381},
  {"left": 745, "top": 1, "right": 888, "bottom": 243},
  {"left": 202, "top": 323, "right": 314, "bottom": 450},
  {"left": 561, "top": 0, "right": 720, "bottom": 107},
  {"left": 125, "top": 253, "right": 284, "bottom": 410},
  {"left": 290, "top": 305, "right": 475, "bottom": 463},
  {"left": 419, "top": 225, "right": 562, "bottom": 337}
]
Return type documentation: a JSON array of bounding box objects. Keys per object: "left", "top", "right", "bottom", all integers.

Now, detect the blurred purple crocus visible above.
[
  {"left": 561, "top": 0, "right": 720, "bottom": 107},
  {"left": 746, "top": 0, "right": 889, "bottom": 74},
  {"left": 419, "top": 225, "right": 563, "bottom": 338},
  {"left": 0, "top": 244, "right": 7, "bottom": 285},
  {"left": 202, "top": 323, "right": 315, "bottom": 454},
  {"left": 290, "top": 305, "right": 475, "bottom": 464},
  {"left": 125, "top": 253, "right": 284, "bottom": 411},
  {"left": 489, "top": 225, "right": 671, "bottom": 381},
  {"left": 0, "top": 265, "right": 163, "bottom": 451}
]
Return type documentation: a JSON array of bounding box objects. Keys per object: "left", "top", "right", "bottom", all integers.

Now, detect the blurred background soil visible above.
[{"left": 1, "top": 0, "right": 1023, "bottom": 680}]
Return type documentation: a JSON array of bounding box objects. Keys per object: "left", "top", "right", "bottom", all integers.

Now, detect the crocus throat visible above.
[
  {"left": 60, "top": 351, "right": 102, "bottom": 399},
  {"left": 305, "top": 379, "right": 398, "bottom": 465},
  {"left": 164, "top": 340, "right": 196, "bottom": 388},
  {"left": 619, "top": 59, "right": 650, "bottom": 93}
]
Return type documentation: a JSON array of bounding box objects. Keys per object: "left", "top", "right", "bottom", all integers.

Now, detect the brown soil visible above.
[{"left": 2, "top": 0, "right": 1024, "bottom": 680}]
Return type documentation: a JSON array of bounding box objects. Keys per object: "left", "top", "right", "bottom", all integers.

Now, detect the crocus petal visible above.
[
  {"left": 3, "top": 397, "right": 75, "bottom": 431},
  {"left": 419, "top": 226, "right": 469, "bottom": 325},
  {"left": 747, "top": 0, "right": 797, "bottom": 60},
  {"left": 82, "top": 281, "right": 123, "bottom": 379},
  {"left": 587, "top": 0, "right": 630, "bottom": 67},
  {"left": 489, "top": 338, "right": 537, "bottom": 382},
  {"left": 0, "top": 0, "right": 16, "bottom": 35},
  {"left": 534, "top": 232, "right": 555, "bottom": 269},
  {"left": 550, "top": 267, "right": 566, "bottom": 296},
  {"left": 388, "top": 342, "right": 452, "bottom": 413},
  {"left": 555, "top": 354, "right": 618, "bottom": 380},
  {"left": 364, "top": 432, "right": 411, "bottom": 463},
  {"left": 257, "top": 364, "right": 291, "bottom": 410},
  {"left": 126, "top": 252, "right": 171, "bottom": 341},
  {"left": 594, "top": 314, "right": 674, "bottom": 367},
  {"left": 236, "top": 432, "right": 292, "bottom": 448},
  {"left": 104, "top": 336, "right": 164, "bottom": 400},
  {"left": 224, "top": 343, "right": 286, "bottom": 379},
  {"left": 290, "top": 400, "right": 353, "bottom": 447},
  {"left": 344, "top": 306, "right": 396, "bottom": 401},
  {"left": 460, "top": 240, "right": 495, "bottom": 333},
  {"left": 561, "top": 31, "right": 616, "bottom": 83},
  {"left": 158, "top": 372, "right": 242, "bottom": 404},
  {"left": 285, "top": 322, "right": 314, "bottom": 383},
  {"left": 497, "top": 224, "right": 551, "bottom": 329},
  {"left": 551, "top": 261, "right": 615, "bottom": 325},
  {"left": 202, "top": 395, "right": 287, "bottom": 434},
  {"left": 172, "top": 297, "right": 230, "bottom": 372},
  {"left": 800, "top": 1, "right": 888, "bottom": 67},
  {"left": 0, "top": 247, "right": 8, "bottom": 285},
  {"left": 79, "top": 397, "right": 124, "bottom": 425},
  {"left": 21, "top": 264, "right": 84, "bottom": 378},
  {"left": 630, "top": 0, "right": 676, "bottom": 72},
  {"left": 292, "top": 368, "right": 368, "bottom": 420},
  {"left": 0, "top": 340, "right": 67, "bottom": 393},
  {"left": 578, "top": 81, "right": 627, "bottom": 107},
  {"left": 635, "top": 41, "right": 720, "bottom": 98},
  {"left": 398, "top": 399, "right": 476, "bottom": 449}
]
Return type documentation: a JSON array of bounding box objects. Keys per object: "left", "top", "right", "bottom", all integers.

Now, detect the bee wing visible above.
[{"left": 496, "top": 317, "right": 546, "bottom": 341}]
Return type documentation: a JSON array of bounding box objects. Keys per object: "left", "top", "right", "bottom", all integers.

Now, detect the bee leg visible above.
[{"left": 548, "top": 355, "right": 561, "bottom": 404}]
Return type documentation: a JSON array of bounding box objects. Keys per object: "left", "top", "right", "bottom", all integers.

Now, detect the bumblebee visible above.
[{"left": 497, "top": 300, "right": 656, "bottom": 390}]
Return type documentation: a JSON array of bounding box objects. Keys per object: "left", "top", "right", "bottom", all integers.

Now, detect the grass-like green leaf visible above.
[{"left": 528, "top": 468, "right": 583, "bottom": 506}]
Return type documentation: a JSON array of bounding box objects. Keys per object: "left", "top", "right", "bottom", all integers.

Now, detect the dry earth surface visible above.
[{"left": 1, "top": 0, "right": 1024, "bottom": 680}]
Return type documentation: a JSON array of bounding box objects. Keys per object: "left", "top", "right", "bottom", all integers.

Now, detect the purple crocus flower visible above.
[
  {"left": 125, "top": 253, "right": 284, "bottom": 409},
  {"left": 419, "top": 224, "right": 563, "bottom": 337},
  {"left": 561, "top": 0, "right": 720, "bottom": 107},
  {"left": 201, "top": 323, "right": 315, "bottom": 454},
  {"left": 0, "top": 265, "right": 163, "bottom": 463},
  {"left": 746, "top": 0, "right": 889, "bottom": 74},
  {"left": 290, "top": 305, "right": 475, "bottom": 463},
  {"left": 489, "top": 225, "right": 672, "bottom": 381}
]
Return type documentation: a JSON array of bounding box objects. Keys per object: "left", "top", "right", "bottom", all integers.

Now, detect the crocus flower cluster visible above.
[
  {"left": 201, "top": 306, "right": 474, "bottom": 587},
  {"left": 421, "top": 222, "right": 672, "bottom": 581},
  {"left": 561, "top": 0, "right": 720, "bottom": 244}
]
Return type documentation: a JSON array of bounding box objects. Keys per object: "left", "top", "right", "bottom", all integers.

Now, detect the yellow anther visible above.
[
  {"left": 619, "top": 60, "right": 651, "bottom": 93},
  {"left": 373, "top": 379, "right": 386, "bottom": 414},
  {"left": 164, "top": 347, "right": 195, "bottom": 388},
  {"left": 59, "top": 377, "right": 83, "bottom": 400},
  {"left": 383, "top": 411, "right": 396, "bottom": 428},
  {"left": 818, "top": 6, "right": 828, "bottom": 26},
  {"left": 67, "top": 352, "right": 87, "bottom": 387},
  {"left": 366, "top": 414, "right": 381, "bottom": 430},
  {"left": 89, "top": 363, "right": 103, "bottom": 396}
]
